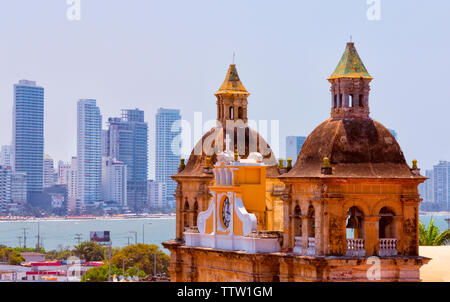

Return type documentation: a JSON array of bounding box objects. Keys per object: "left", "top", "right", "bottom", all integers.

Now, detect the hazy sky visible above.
[{"left": 0, "top": 0, "right": 449, "bottom": 178}]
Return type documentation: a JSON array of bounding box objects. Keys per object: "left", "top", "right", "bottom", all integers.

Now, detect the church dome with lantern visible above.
[
  {"left": 175, "top": 64, "right": 280, "bottom": 179},
  {"left": 282, "top": 42, "right": 421, "bottom": 179}
]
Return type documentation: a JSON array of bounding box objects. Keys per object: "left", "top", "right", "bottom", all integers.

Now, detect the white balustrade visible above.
[
  {"left": 379, "top": 238, "right": 398, "bottom": 256},
  {"left": 346, "top": 238, "right": 365, "bottom": 257},
  {"left": 293, "top": 236, "right": 303, "bottom": 254},
  {"left": 306, "top": 237, "right": 316, "bottom": 256}
]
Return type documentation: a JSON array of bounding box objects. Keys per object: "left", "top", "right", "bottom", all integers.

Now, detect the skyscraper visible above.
[
  {"left": 155, "top": 108, "right": 181, "bottom": 207},
  {"left": 57, "top": 160, "right": 71, "bottom": 185},
  {"left": 67, "top": 156, "right": 78, "bottom": 213},
  {"left": 43, "top": 154, "right": 55, "bottom": 188},
  {"left": 77, "top": 99, "right": 102, "bottom": 210},
  {"left": 285, "top": 136, "right": 306, "bottom": 164},
  {"left": 0, "top": 165, "right": 12, "bottom": 215},
  {"left": 105, "top": 109, "right": 148, "bottom": 212},
  {"left": 12, "top": 80, "right": 44, "bottom": 201},
  {"left": 0, "top": 145, "right": 12, "bottom": 167},
  {"left": 102, "top": 157, "right": 127, "bottom": 208},
  {"left": 433, "top": 161, "right": 449, "bottom": 211}
]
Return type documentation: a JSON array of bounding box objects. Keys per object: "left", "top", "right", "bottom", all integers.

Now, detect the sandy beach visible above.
[{"left": 420, "top": 246, "right": 450, "bottom": 282}]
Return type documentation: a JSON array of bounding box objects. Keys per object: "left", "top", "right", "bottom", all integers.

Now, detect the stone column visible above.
[
  {"left": 314, "top": 201, "right": 324, "bottom": 255},
  {"left": 301, "top": 216, "right": 309, "bottom": 252},
  {"left": 363, "top": 216, "right": 380, "bottom": 256},
  {"left": 175, "top": 183, "right": 183, "bottom": 241},
  {"left": 393, "top": 216, "right": 403, "bottom": 254},
  {"left": 282, "top": 193, "right": 292, "bottom": 251}
]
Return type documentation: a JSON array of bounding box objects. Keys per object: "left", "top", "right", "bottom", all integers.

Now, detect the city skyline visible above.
[{"left": 0, "top": 1, "right": 449, "bottom": 172}]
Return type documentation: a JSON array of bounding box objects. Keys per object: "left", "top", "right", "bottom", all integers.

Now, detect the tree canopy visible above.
[{"left": 419, "top": 218, "right": 450, "bottom": 246}]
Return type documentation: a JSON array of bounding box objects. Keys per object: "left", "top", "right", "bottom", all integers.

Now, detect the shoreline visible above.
[
  {"left": 419, "top": 211, "right": 450, "bottom": 216},
  {"left": 0, "top": 213, "right": 176, "bottom": 222}
]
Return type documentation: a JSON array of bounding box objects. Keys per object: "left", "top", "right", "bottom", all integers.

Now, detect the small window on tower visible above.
[
  {"left": 229, "top": 107, "right": 234, "bottom": 119},
  {"left": 238, "top": 107, "right": 243, "bottom": 119},
  {"left": 359, "top": 94, "right": 364, "bottom": 107}
]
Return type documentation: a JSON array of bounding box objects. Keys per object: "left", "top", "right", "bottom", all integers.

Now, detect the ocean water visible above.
[
  {"left": 0, "top": 215, "right": 448, "bottom": 252},
  {"left": 0, "top": 218, "right": 176, "bottom": 252}
]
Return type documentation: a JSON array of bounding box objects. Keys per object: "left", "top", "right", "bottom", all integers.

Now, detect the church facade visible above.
[{"left": 162, "top": 42, "right": 430, "bottom": 282}]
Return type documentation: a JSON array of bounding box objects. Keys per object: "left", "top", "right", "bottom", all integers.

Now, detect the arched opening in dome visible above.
[
  {"left": 193, "top": 199, "right": 199, "bottom": 227},
  {"left": 333, "top": 94, "right": 337, "bottom": 108},
  {"left": 307, "top": 205, "right": 315, "bottom": 238},
  {"left": 229, "top": 106, "right": 234, "bottom": 119},
  {"left": 345, "top": 206, "right": 365, "bottom": 256},
  {"left": 183, "top": 199, "right": 190, "bottom": 228},
  {"left": 349, "top": 94, "right": 354, "bottom": 107},
  {"left": 378, "top": 206, "right": 399, "bottom": 256},
  {"left": 294, "top": 205, "right": 302, "bottom": 237},
  {"left": 359, "top": 94, "right": 364, "bottom": 107},
  {"left": 238, "top": 107, "right": 243, "bottom": 119}
]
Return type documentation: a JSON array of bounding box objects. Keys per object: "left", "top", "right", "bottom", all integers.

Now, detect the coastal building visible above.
[
  {"left": 148, "top": 180, "right": 167, "bottom": 209},
  {"left": 12, "top": 80, "right": 44, "bottom": 202},
  {"left": 102, "top": 157, "right": 127, "bottom": 209},
  {"left": 77, "top": 99, "right": 102, "bottom": 211},
  {"left": 105, "top": 109, "right": 148, "bottom": 212},
  {"left": 0, "top": 145, "right": 12, "bottom": 167},
  {"left": 43, "top": 184, "right": 68, "bottom": 215},
  {"left": 10, "top": 171, "right": 27, "bottom": 211},
  {"left": 57, "top": 161, "right": 71, "bottom": 185},
  {"left": 433, "top": 161, "right": 449, "bottom": 211},
  {"left": 67, "top": 157, "right": 79, "bottom": 213},
  {"left": 285, "top": 136, "right": 306, "bottom": 164},
  {"left": 0, "top": 166, "right": 12, "bottom": 215},
  {"left": 163, "top": 42, "right": 429, "bottom": 282},
  {"left": 155, "top": 108, "right": 181, "bottom": 208},
  {"left": 43, "top": 154, "right": 55, "bottom": 188}
]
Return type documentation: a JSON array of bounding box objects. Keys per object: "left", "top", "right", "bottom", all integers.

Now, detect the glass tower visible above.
[
  {"left": 77, "top": 99, "right": 102, "bottom": 209},
  {"left": 155, "top": 108, "right": 181, "bottom": 207},
  {"left": 13, "top": 80, "right": 44, "bottom": 201},
  {"left": 106, "top": 109, "right": 148, "bottom": 212}
]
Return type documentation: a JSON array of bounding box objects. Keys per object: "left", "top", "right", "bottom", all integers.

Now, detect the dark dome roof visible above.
[
  {"left": 281, "top": 118, "right": 417, "bottom": 178},
  {"left": 174, "top": 126, "right": 279, "bottom": 179}
]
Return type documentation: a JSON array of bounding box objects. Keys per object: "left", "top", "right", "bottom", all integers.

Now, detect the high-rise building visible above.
[
  {"left": 57, "top": 160, "right": 71, "bottom": 185},
  {"left": 101, "top": 130, "right": 109, "bottom": 157},
  {"left": 286, "top": 136, "right": 306, "bottom": 164},
  {"left": 155, "top": 108, "right": 181, "bottom": 207},
  {"left": 433, "top": 161, "right": 449, "bottom": 211},
  {"left": 0, "top": 145, "right": 12, "bottom": 167},
  {"left": 43, "top": 154, "right": 55, "bottom": 188},
  {"left": 67, "top": 156, "right": 78, "bottom": 213},
  {"left": 10, "top": 171, "right": 27, "bottom": 206},
  {"left": 12, "top": 80, "right": 44, "bottom": 201},
  {"left": 102, "top": 157, "right": 127, "bottom": 208},
  {"left": 105, "top": 109, "right": 148, "bottom": 212},
  {"left": 0, "top": 165, "right": 12, "bottom": 214},
  {"left": 77, "top": 99, "right": 102, "bottom": 210},
  {"left": 419, "top": 169, "right": 434, "bottom": 203},
  {"left": 148, "top": 180, "right": 167, "bottom": 209}
]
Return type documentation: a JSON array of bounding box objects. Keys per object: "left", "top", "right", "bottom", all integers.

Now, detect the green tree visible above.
[
  {"left": 0, "top": 247, "right": 25, "bottom": 265},
  {"left": 111, "top": 244, "right": 170, "bottom": 276},
  {"left": 419, "top": 218, "right": 450, "bottom": 246},
  {"left": 126, "top": 266, "right": 146, "bottom": 278},
  {"left": 81, "top": 264, "right": 121, "bottom": 282},
  {"left": 74, "top": 241, "right": 106, "bottom": 261}
]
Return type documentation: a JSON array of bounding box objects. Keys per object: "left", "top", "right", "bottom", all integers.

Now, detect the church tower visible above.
[
  {"left": 215, "top": 64, "right": 249, "bottom": 125},
  {"left": 328, "top": 42, "right": 372, "bottom": 119}
]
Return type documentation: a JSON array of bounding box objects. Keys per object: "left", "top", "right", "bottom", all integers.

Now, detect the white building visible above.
[
  {"left": 148, "top": 180, "right": 167, "bottom": 209},
  {"left": 102, "top": 157, "right": 127, "bottom": 208},
  {"left": 57, "top": 160, "right": 71, "bottom": 185},
  {"left": 0, "top": 145, "right": 12, "bottom": 167},
  {"left": 155, "top": 108, "right": 181, "bottom": 207},
  {"left": 77, "top": 99, "right": 102, "bottom": 210},
  {"left": 43, "top": 154, "right": 55, "bottom": 188},
  {"left": 433, "top": 161, "right": 449, "bottom": 210},
  {"left": 67, "top": 157, "right": 78, "bottom": 213},
  {"left": 0, "top": 165, "right": 12, "bottom": 215}
]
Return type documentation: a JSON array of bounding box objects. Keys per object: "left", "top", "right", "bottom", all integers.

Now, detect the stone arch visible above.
[
  {"left": 372, "top": 199, "right": 401, "bottom": 216},
  {"left": 193, "top": 199, "right": 199, "bottom": 227},
  {"left": 183, "top": 198, "right": 190, "bottom": 228},
  {"left": 307, "top": 204, "right": 315, "bottom": 237},
  {"left": 293, "top": 205, "right": 302, "bottom": 237},
  {"left": 342, "top": 199, "right": 370, "bottom": 217}
]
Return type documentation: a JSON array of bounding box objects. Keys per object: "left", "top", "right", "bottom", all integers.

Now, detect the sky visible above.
[{"left": 0, "top": 0, "right": 449, "bottom": 178}]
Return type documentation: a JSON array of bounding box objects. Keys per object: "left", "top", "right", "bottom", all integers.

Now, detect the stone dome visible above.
[
  {"left": 281, "top": 118, "right": 418, "bottom": 178},
  {"left": 175, "top": 126, "right": 280, "bottom": 179}
]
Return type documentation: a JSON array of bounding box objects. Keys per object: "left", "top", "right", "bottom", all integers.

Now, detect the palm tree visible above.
[{"left": 419, "top": 218, "right": 450, "bottom": 246}]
